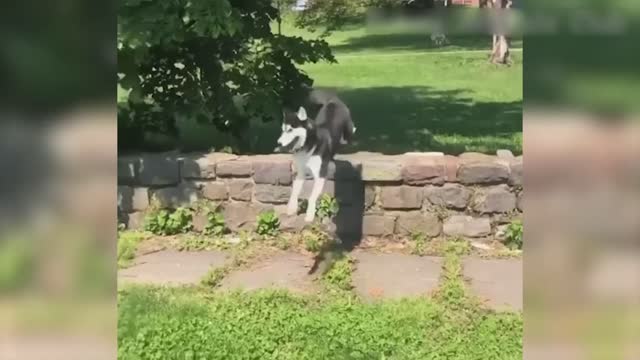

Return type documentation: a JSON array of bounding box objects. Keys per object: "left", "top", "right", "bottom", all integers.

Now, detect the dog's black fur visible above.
[{"left": 282, "top": 88, "right": 355, "bottom": 162}]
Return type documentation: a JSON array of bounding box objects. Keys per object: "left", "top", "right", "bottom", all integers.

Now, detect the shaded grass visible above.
[
  {"left": 121, "top": 19, "right": 522, "bottom": 155},
  {"left": 145, "top": 51, "right": 522, "bottom": 155}
]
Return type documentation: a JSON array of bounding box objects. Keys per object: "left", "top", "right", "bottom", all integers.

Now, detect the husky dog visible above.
[{"left": 275, "top": 89, "right": 356, "bottom": 223}]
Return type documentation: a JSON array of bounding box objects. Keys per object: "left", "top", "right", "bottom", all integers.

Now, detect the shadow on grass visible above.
[
  {"left": 336, "top": 86, "right": 522, "bottom": 155},
  {"left": 122, "top": 86, "right": 521, "bottom": 156}
]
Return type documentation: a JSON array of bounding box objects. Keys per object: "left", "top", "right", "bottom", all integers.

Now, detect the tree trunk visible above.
[
  {"left": 430, "top": 0, "right": 449, "bottom": 46},
  {"left": 489, "top": 0, "right": 511, "bottom": 65}
]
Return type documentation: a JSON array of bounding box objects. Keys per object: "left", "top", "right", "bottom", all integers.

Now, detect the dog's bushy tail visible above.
[{"left": 342, "top": 115, "right": 356, "bottom": 144}]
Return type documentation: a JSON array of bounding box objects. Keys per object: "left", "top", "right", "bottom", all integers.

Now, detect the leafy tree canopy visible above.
[{"left": 118, "top": 0, "right": 335, "bottom": 150}]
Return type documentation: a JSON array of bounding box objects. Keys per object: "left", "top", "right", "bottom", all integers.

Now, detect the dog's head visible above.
[{"left": 275, "top": 106, "right": 310, "bottom": 153}]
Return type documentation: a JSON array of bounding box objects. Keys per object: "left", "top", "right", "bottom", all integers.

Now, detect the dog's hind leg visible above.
[{"left": 305, "top": 155, "right": 325, "bottom": 223}]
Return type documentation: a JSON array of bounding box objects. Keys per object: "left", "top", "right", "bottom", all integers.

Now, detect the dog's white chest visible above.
[{"left": 293, "top": 149, "right": 322, "bottom": 179}]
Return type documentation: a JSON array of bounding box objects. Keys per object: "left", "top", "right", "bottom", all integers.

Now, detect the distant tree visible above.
[
  {"left": 294, "top": 0, "right": 369, "bottom": 36},
  {"left": 489, "top": 0, "right": 512, "bottom": 64}
]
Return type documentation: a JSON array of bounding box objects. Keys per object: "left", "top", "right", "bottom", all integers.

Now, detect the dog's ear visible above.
[{"left": 297, "top": 106, "right": 308, "bottom": 121}]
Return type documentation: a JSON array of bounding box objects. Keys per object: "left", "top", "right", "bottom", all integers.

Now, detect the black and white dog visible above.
[{"left": 275, "top": 89, "right": 356, "bottom": 223}]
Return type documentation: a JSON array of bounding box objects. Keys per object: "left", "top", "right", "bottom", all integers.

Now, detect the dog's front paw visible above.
[
  {"left": 304, "top": 211, "right": 315, "bottom": 223},
  {"left": 286, "top": 202, "right": 298, "bottom": 216}
]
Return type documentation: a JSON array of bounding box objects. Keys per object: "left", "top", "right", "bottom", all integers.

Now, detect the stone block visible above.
[
  {"left": 509, "top": 158, "right": 523, "bottom": 186},
  {"left": 459, "top": 152, "right": 495, "bottom": 161},
  {"left": 223, "top": 202, "right": 273, "bottom": 232},
  {"left": 280, "top": 214, "right": 306, "bottom": 232},
  {"left": 326, "top": 160, "right": 363, "bottom": 181},
  {"left": 425, "top": 183, "right": 472, "bottom": 210},
  {"left": 118, "top": 186, "right": 149, "bottom": 212},
  {"left": 443, "top": 215, "right": 491, "bottom": 238},
  {"left": 395, "top": 212, "right": 441, "bottom": 237},
  {"left": 494, "top": 224, "right": 509, "bottom": 242},
  {"left": 201, "top": 181, "right": 228, "bottom": 201},
  {"left": 496, "top": 149, "right": 515, "bottom": 159},
  {"left": 151, "top": 182, "right": 200, "bottom": 208},
  {"left": 299, "top": 180, "right": 364, "bottom": 206},
  {"left": 138, "top": 154, "right": 180, "bottom": 186},
  {"left": 457, "top": 159, "right": 510, "bottom": 185},
  {"left": 252, "top": 157, "right": 292, "bottom": 185},
  {"left": 380, "top": 186, "right": 423, "bottom": 210},
  {"left": 401, "top": 157, "right": 445, "bottom": 185},
  {"left": 516, "top": 191, "right": 523, "bottom": 212},
  {"left": 363, "top": 215, "right": 396, "bottom": 236},
  {"left": 228, "top": 179, "right": 253, "bottom": 201},
  {"left": 118, "top": 156, "right": 139, "bottom": 185},
  {"left": 126, "top": 211, "right": 146, "bottom": 230},
  {"left": 180, "top": 153, "right": 237, "bottom": 179},
  {"left": 364, "top": 186, "right": 376, "bottom": 209},
  {"left": 255, "top": 184, "right": 291, "bottom": 204},
  {"left": 361, "top": 159, "right": 402, "bottom": 181},
  {"left": 444, "top": 155, "right": 459, "bottom": 182},
  {"left": 216, "top": 158, "right": 253, "bottom": 177},
  {"left": 192, "top": 212, "right": 208, "bottom": 233},
  {"left": 471, "top": 185, "right": 516, "bottom": 214}
]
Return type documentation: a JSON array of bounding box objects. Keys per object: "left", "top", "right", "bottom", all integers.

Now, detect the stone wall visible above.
[{"left": 118, "top": 151, "right": 523, "bottom": 242}]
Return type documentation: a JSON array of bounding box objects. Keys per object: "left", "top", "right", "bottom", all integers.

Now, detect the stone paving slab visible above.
[
  {"left": 220, "top": 252, "right": 318, "bottom": 294},
  {"left": 118, "top": 249, "right": 523, "bottom": 312},
  {"left": 352, "top": 251, "right": 443, "bottom": 300},
  {"left": 118, "top": 250, "right": 228, "bottom": 286},
  {"left": 463, "top": 258, "right": 522, "bottom": 311}
]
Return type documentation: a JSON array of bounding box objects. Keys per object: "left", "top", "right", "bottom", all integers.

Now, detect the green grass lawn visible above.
[
  {"left": 122, "top": 20, "right": 522, "bottom": 155},
  {"left": 118, "top": 286, "right": 522, "bottom": 360}
]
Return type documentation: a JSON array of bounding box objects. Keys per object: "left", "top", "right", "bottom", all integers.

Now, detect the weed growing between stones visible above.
[
  {"left": 256, "top": 210, "right": 280, "bottom": 238},
  {"left": 198, "top": 234, "right": 273, "bottom": 289},
  {"left": 410, "top": 232, "right": 427, "bottom": 256},
  {"left": 322, "top": 254, "right": 355, "bottom": 292},
  {"left": 177, "top": 234, "right": 231, "bottom": 252},
  {"left": 432, "top": 251, "right": 469, "bottom": 310},
  {"left": 432, "top": 204, "right": 450, "bottom": 222},
  {"left": 316, "top": 194, "right": 339, "bottom": 220},
  {"left": 200, "top": 267, "right": 228, "bottom": 288},
  {"left": 144, "top": 207, "right": 193, "bottom": 235},
  {"left": 504, "top": 219, "right": 523, "bottom": 250},
  {"left": 296, "top": 194, "right": 339, "bottom": 221},
  {"left": 301, "top": 225, "right": 332, "bottom": 253},
  {"left": 204, "top": 211, "right": 226, "bottom": 236},
  {"left": 117, "top": 230, "right": 150, "bottom": 268},
  {"left": 196, "top": 201, "right": 227, "bottom": 237}
]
